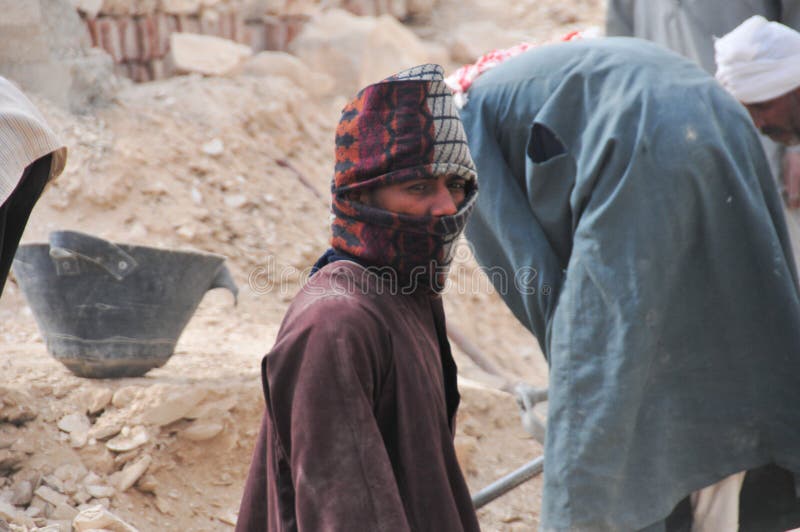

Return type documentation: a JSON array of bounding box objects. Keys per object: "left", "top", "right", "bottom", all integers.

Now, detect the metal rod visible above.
[
  {"left": 447, "top": 323, "right": 520, "bottom": 393},
  {"left": 471, "top": 456, "right": 545, "bottom": 509}
]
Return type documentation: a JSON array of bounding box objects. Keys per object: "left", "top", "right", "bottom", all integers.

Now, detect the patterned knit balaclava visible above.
[{"left": 331, "top": 64, "right": 478, "bottom": 293}]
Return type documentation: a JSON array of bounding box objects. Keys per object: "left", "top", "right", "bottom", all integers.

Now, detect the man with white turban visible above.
[
  {"left": 715, "top": 15, "right": 800, "bottom": 147},
  {"left": 0, "top": 77, "right": 66, "bottom": 297}
]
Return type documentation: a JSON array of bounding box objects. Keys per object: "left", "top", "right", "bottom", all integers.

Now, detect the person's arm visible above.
[
  {"left": 461, "top": 104, "right": 565, "bottom": 359},
  {"left": 264, "top": 298, "right": 411, "bottom": 531},
  {"left": 606, "top": 0, "right": 636, "bottom": 36}
]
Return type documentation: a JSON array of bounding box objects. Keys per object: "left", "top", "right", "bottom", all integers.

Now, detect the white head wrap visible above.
[
  {"left": 0, "top": 77, "right": 67, "bottom": 205},
  {"left": 714, "top": 15, "right": 800, "bottom": 104}
]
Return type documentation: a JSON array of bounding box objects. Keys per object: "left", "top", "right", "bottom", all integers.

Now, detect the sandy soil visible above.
[{"left": 0, "top": 1, "right": 605, "bottom": 530}]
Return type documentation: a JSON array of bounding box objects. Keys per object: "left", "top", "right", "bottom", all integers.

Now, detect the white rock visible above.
[
  {"left": 34, "top": 485, "right": 69, "bottom": 507},
  {"left": 115, "top": 454, "right": 151, "bottom": 492},
  {"left": 87, "top": 414, "right": 123, "bottom": 441},
  {"left": 223, "top": 194, "right": 248, "bottom": 209},
  {"left": 170, "top": 33, "right": 253, "bottom": 77},
  {"left": 242, "top": 51, "right": 334, "bottom": 97},
  {"left": 0, "top": 499, "right": 34, "bottom": 527},
  {"left": 137, "top": 386, "right": 208, "bottom": 427},
  {"left": 180, "top": 421, "right": 223, "bottom": 441},
  {"left": 72, "top": 504, "right": 139, "bottom": 531},
  {"left": 85, "top": 484, "right": 115, "bottom": 499},
  {"left": 289, "top": 10, "right": 430, "bottom": 97},
  {"left": 105, "top": 426, "right": 148, "bottom": 453},
  {"left": 201, "top": 138, "right": 224, "bottom": 156},
  {"left": 51, "top": 502, "right": 79, "bottom": 521}
]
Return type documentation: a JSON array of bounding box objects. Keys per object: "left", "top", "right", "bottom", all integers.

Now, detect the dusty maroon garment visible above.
[{"left": 236, "top": 261, "right": 480, "bottom": 532}]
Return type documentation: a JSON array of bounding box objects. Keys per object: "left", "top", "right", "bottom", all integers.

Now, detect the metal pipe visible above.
[{"left": 472, "top": 456, "right": 545, "bottom": 509}]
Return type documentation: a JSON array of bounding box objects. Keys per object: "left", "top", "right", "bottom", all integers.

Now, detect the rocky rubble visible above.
[{"left": 0, "top": 380, "right": 251, "bottom": 531}]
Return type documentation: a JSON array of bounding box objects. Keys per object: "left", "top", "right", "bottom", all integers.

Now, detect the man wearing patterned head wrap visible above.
[
  {"left": 235, "top": 64, "right": 480, "bottom": 532},
  {"left": 715, "top": 15, "right": 800, "bottom": 147},
  {"left": 0, "top": 77, "right": 66, "bottom": 297},
  {"left": 455, "top": 37, "right": 800, "bottom": 531}
]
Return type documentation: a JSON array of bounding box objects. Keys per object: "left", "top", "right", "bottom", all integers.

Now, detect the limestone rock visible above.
[
  {"left": 72, "top": 504, "right": 139, "bottom": 531},
  {"left": 135, "top": 385, "right": 208, "bottom": 427},
  {"left": 105, "top": 426, "right": 149, "bottom": 453},
  {"left": 115, "top": 454, "right": 151, "bottom": 492},
  {"left": 0, "top": 449, "right": 25, "bottom": 476},
  {"left": 170, "top": 33, "right": 253, "bottom": 77},
  {"left": 242, "top": 51, "right": 334, "bottom": 97},
  {"left": 0, "top": 500, "right": 34, "bottom": 529},
  {"left": 447, "top": 21, "right": 529, "bottom": 64},
  {"left": 180, "top": 421, "right": 223, "bottom": 441},
  {"left": 57, "top": 413, "right": 91, "bottom": 448},
  {"left": 87, "top": 413, "right": 124, "bottom": 442},
  {"left": 34, "top": 486, "right": 69, "bottom": 507},
  {"left": 288, "top": 10, "right": 429, "bottom": 97},
  {"left": 85, "top": 484, "right": 115, "bottom": 499},
  {"left": 0, "top": 387, "right": 37, "bottom": 426},
  {"left": 10, "top": 480, "right": 33, "bottom": 506},
  {"left": 75, "top": 388, "right": 113, "bottom": 416}
]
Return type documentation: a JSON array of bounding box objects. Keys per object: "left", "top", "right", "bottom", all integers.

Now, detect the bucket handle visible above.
[
  {"left": 48, "top": 231, "right": 138, "bottom": 281},
  {"left": 209, "top": 264, "right": 239, "bottom": 305}
]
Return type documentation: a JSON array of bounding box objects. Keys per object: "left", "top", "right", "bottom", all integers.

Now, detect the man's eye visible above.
[
  {"left": 408, "top": 183, "right": 428, "bottom": 192},
  {"left": 448, "top": 181, "right": 466, "bottom": 190}
]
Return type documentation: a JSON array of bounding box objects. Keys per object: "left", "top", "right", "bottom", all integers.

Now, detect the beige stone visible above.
[
  {"left": 111, "top": 387, "right": 140, "bottom": 409},
  {"left": 72, "top": 504, "right": 139, "bottom": 531},
  {"left": 288, "top": 10, "right": 429, "bottom": 96},
  {"left": 136, "top": 385, "right": 209, "bottom": 427},
  {"left": 0, "top": 387, "right": 37, "bottom": 426},
  {"left": 169, "top": 33, "right": 253, "bottom": 77},
  {"left": 34, "top": 486, "right": 69, "bottom": 507},
  {"left": 76, "top": 388, "right": 113, "bottom": 416},
  {"left": 85, "top": 484, "right": 116, "bottom": 499},
  {"left": 242, "top": 51, "right": 334, "bottom": 97},
  {"left": 180, "top": 421, "right": 223, "bottom": 441},
  {"left": 115, "top": 454, "right": 152, "bottom": 492},
  {"left": 105, "top": 426, "right": 149, "bottom": 453},
  {"left": 57, "top": 413, "right": 91, "bottom": 448}
]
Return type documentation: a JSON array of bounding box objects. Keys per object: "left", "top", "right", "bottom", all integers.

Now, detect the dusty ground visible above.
[{"left": 0, "top": 1, "right": 604, "bottom": 530}]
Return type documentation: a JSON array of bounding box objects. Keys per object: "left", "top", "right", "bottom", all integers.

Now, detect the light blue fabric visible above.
[{"left": 460, "top": 38, "right": 800, "bottom": 531}]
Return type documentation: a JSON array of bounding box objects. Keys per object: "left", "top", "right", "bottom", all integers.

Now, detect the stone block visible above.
[
  {"left": 119, "top": 17, "right": 140, "bottom": 61},
  {"left": 136, "top": 14, "right": 158, "bottom": 60},
  {"left": 169, "top": 32, "right": 252, "bottom": 76},
  {"left": 96, "top": 16, "right": 123, "bottom": 61}
]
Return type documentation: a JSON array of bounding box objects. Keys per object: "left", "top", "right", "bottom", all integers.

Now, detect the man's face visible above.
[
  {"left": 358, "top": 174, "right": 468, "bottom": 216},
  {"left": 744, "top": 88, "right": 800, "bottom": 145}
]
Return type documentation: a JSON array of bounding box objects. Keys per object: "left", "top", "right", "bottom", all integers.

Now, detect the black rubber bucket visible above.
[{"left": 12, "top": 231, "right": 238, "bottom": 378}]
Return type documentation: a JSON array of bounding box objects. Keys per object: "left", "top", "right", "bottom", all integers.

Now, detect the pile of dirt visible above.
[{"left": 0, "top": 1, "right": 605, "bottom": 530}]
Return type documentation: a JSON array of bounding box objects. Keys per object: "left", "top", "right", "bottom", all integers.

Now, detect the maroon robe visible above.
[{"left": 236, "top": 261, "right": 481, "bottom": 531}]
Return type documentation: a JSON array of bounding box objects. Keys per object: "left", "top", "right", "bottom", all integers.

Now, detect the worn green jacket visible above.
[{"left": 460, "top": 38, "right": 800, "bottom": 530}]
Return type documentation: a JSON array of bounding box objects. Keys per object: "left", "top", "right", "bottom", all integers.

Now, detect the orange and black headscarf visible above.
[{"left": 330, "top": 64, "right": 478, "bottom": 292}]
